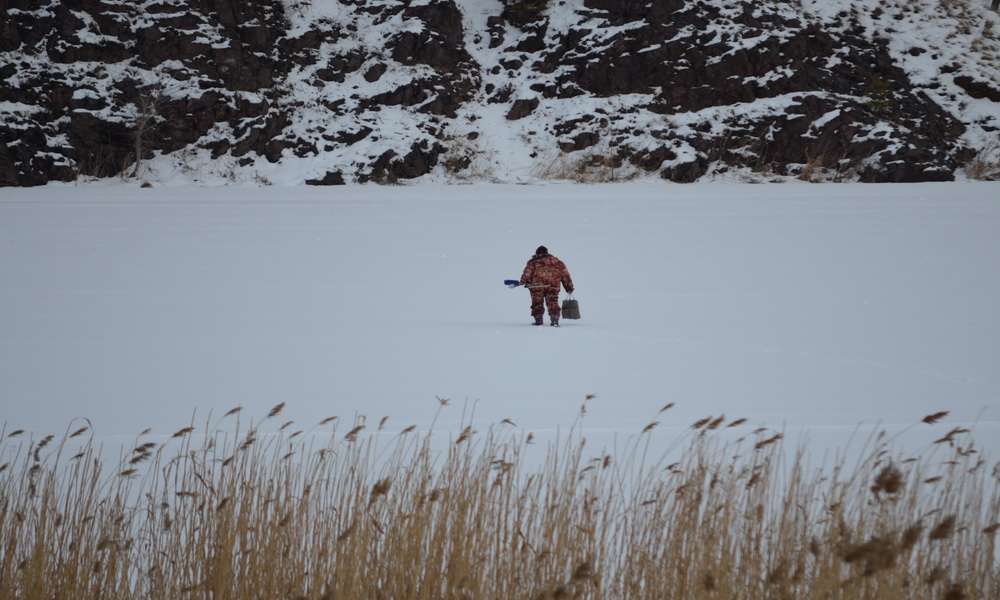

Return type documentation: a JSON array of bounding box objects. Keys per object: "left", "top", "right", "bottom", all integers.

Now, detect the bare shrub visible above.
[
  {"left": 963, "top": 139, "right": 1000, "bottom": 180},
  {"left": 533, "top": 147, "right": 640, "bottom": 183},
  {"left": 441, "top": 133, "right": 499, "bottom": 182}
]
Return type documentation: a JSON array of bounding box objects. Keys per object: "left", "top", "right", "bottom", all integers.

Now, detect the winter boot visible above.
[
  {"left": 533, "top": 315, "right": 544, "bottom": 326},
  {"left": 550, "top": 317, "right": 559, "bottom": 327}
]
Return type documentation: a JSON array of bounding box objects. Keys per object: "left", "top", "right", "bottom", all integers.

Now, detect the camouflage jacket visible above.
[{"left": 520, "top": 253, "right": 574, "bottom": 292}]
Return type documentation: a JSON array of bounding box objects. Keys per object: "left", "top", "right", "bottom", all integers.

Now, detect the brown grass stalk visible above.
[{"left": 1, "top": 406, "right": 997, "bottom": 599}]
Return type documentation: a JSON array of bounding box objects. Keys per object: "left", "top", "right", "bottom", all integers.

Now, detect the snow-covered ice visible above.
[{"left": 1, "top": 182, "right": 998, "bottom": 462}]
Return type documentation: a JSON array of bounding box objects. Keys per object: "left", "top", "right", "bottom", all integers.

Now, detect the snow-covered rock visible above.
[{"left": 1, "top": 0, "right": 999, "bottom": 185}]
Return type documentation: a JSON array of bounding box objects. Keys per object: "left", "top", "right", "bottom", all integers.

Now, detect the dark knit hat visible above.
[{"left": 536, "top": 246, "right": 548, "bottom": 254}]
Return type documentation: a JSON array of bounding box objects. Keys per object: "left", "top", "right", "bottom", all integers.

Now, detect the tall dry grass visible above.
[{"left": 2, "top": 401, "right": 998, "bottom": 600}]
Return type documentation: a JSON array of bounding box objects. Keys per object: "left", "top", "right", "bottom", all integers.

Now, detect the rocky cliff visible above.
[{"left": 2, "top": 0, "right": 999, "bottom": 186}]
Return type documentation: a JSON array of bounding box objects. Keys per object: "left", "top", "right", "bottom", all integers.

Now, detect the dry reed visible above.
[{"left": 1, "top": 404, "right": 997, "bottom": 599}]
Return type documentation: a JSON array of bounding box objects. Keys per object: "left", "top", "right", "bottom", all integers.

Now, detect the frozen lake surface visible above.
[{"left": 2, "top": 182, "right": 998, "bottom": 464}]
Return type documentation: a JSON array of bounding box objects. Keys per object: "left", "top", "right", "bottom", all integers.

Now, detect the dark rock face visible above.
[
  {"left": 542, "top": 1, "right": 968, "bottom": 182},
  {"left": 0, "top": 0, "right": 991, "bottom": 186}
]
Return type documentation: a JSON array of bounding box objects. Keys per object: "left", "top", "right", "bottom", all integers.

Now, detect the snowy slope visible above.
[
  {"left": 803, "top": 0, "right": 1000, "bottom": 160},
  {"left": 155, "top": 0, "right": 1000, "bottom": 184},
  {"left": 3, "top": 0, "right": 1000, "bottom": 185}
]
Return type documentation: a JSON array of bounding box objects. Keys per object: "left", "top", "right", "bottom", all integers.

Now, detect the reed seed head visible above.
[
  {"left": 925, "top": 566, "right": 947, "bottom": 585},
  {"left": 455, "top": 426, "right": 475, "bottom": 444},
  {"left": 171, "top": 427, "right": 194, "bottom": 439},
  {"left": 337, "top": 521, "right": 357, "bottom": 542},
  {"left": 900, "top": 523, "right": 923, "bottom": 551},
  {"left": 369, "top": 478, "right": 392, "bottom": 506},
  {"left": 706, "top": 415, "right": 726, "bottom": 430},
  {"left": 872, "top": 463, "right": 905, "bottom": 495},
  {"left": 572, "top": 558, "right": 595, "bottom": 581},
  {"left": 754, "top": 433, "right": 783, "bottom": 449},
  {"left": 344, "top": 425, "right": 365, "bottom": 442},
  {"left": 267, "top": 402, "right": 286, "bottom": 419},
  {"left": 943, "top": 583, "right": 967, "bottom": 600},
  {"left": 691, "top": 416, "right": 712, "bottom": 429},
  {"left": 842, "top": 536, "right": 898, "bottom": 575},
  {"left": 922, "top": 411, "right": 949, "bottom": 424},
  {"left": 935, "top": 427, "right": 970, "bottom": 445},
  {"left": 929, "top": 515, "right": 957, "bottom": 541},
  {"left": 701, "top": 571, "right": 716, "bottom": 591},
  {"left": 240, "top": 430, "right": 257, "bottom": 450}
]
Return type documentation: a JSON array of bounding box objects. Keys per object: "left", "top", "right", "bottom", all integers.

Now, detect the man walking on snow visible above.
[{"left": 519, "top": 246, "right": 574, "bottom": 326}]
